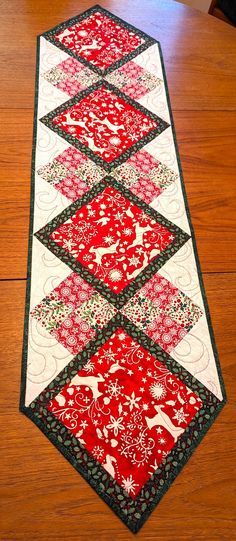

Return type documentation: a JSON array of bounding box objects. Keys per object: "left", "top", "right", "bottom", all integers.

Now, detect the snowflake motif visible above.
[
  {"left": 129, "top": 255, "right": 140, "bottom": 267},
  {"left": 104, "top": 234, "right": 115, "bottom": 245},
  {"left": 107, "top": 415, "right": 125, "bottom": 436},
  {"left": 173, "top": 407, "right": 189, "bottom": 425},
  {"left": 104, "top": 379, "right": 123, "bottom": 399},
  {"left": 88, "top": 209, "right": 96, "bottom": 217},
  {"left": 142, "top": 403, "right": 149, "bottom": 411},
  {"left": 121, "top": 475, "right": 139, "bottom": 495},
  {"left": 80, "top": 420, "right": 88, "bottom": 429},
  {"left": 83, "top": 254, "right": 92, "bottom": 262},
  {"left": 124, "top": 391, "right": 142, "bottom": 411},
  {"left": 118, "top": 331, "right": 126, "bottom": 341},
  {"left": 108, "top": 269, "right": 123, "bottom": 282},
  {"left": 149, "top": 382, "right": 167, "bottom": 401},
  {"left": 93, "top": 445, "right": 104, "bottom": 459}
]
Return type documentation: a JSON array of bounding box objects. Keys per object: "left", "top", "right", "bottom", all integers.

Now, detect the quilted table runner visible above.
[{"left": 20, "top": 5, "right": 226, "bottom": 533}]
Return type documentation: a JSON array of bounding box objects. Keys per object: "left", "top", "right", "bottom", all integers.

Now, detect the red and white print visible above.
[
  {"left": 37, "top": 146, "right": 105, "bottom": 201},
  {"left": 31, "top": 272, "right": 117, "bottom": 355},
  {"left": 122, "top": 271, "right": 203, "bottom": 353},
  {"left": 48, "top": 328, "right": 202, "bottom": 496},
  {"left": 52, "top": 85, "right": 159, "bottom": 163},
  {"left": 37, "top": 145, "right": 177, "bottom": 205},
  {"left": 111, "top": 148, "right": 178, "bottom": 204},
  {"left": 54, "top": 10, "right": 145, "bottom": 71},
  {"left": 50, "top": 185, "right": 175, "bottom": 293},
  {"left": 21, "top": 8, "right": 225, "bottom": 532},
  {"left": 106, "top": 60, "right": 162, "bottom": 100},
  {"left": 43, "top": 57, "right": 100, "bottom": 97}
]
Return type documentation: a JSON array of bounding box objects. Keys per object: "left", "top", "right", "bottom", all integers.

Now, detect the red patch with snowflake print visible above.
[
  {"left": 54, "top": 10, "right": 145, "bottom": 71},
  {"left": 50, "top": 186, "right": 175, "bottom": 294},
  {"left": 52, "top": 85, "right": 159, "bottom": 163},
  {"left": 48, "top": 328, "right": 202, "bottom": 497}
]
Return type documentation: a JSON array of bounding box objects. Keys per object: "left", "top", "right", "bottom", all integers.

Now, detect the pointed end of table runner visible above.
[
  {"left": 20, "top": 319, "right": 226, "bottom": 532},
  {"left": 20, "top": 4, "right": 227, "bottom": 533}
]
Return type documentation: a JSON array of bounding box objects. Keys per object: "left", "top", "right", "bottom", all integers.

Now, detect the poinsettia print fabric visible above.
[
  {"left": 21, "top": 5, "right": 226, "bottom": 534},
  {"left": 48, "top": 328, "right": 202, "bottom": 497}
]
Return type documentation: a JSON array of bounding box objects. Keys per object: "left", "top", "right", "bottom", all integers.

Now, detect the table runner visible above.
[{"left": 20, "top": 5, "right": 226, "bottom": 533}]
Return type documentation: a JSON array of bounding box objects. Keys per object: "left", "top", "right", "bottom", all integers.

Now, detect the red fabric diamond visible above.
[
  {"left": 48, "top": 328, "right": 202, "bottom": 497},
  {"left": 50, "top": 185, "right": 175, "bottom": 293},
  {"left": 54, "top": 10, "right": 144, "bottom": 71},
  {"left": 52, "top": 85, "right": 159, "bottom": 163}
]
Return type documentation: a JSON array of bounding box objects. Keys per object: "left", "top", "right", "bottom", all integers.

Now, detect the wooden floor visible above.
[{"left": 0, "top": 1, "right": 235, "bottom": 539}]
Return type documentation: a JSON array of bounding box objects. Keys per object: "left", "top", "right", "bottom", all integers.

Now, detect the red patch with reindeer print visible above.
[{"left": 48, "top": 328, "right": 202, "bottom": 497}]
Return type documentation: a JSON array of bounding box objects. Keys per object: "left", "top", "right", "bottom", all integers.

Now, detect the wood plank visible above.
[
  {"left": 0, "top": 110, "right": 235, "bottom": 278},
  {"left": 0, "top": 0, "right": 236, "bottom": 110},
  {"left": 0, "top": 110, "right": 31, "bottom": 279},
  {"left": 174, "top": 111, "right": 236, "bottom": 272},
  {"left": 0, "top": 274, "right": 234, "bottom": 540}
]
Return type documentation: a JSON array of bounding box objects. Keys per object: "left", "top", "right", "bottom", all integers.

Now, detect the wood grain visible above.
[
  {"left": 0, "top": 276, "right": 235, "bottom": 540},
  {"left": 0, "top": 0, "right": 236, "bottom": 111},
  {"left": 0, "top": 0, "right": 235, "bottom": 539},
  {"left": 1, "top": 109, "right": 235, "bottom": 278}
]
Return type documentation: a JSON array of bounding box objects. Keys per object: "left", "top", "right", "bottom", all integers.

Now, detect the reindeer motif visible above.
[
  {"left": 82, "top": 135, "right": 105, "bottom": 153},
  {"left": 108, "top": 360, "right": 125, "bottom": 374},
  {"left": 145, "top": 405, "right": 185, "bottom": 442},
  {"left": 89, "top": 239, "right": 120, "bottom": 266},
  {"left": 57, "top": 28, "right": 73, "bottom": 42},
  {"left": 149, "top": 248, "right": 160, "bottom": 260},
  {"left": 95, "top": 216, "right": 110, "bottom": 227},
  {"left": 89, "top": 112, "right": 125, "bottom": 133},
  {"left": 78, "top": 39, "right": 99, "bottom": 54},
  {"left": 129, "top": 222, "right": 153, "bottom": 250},
  {"left": 69, "top": 374, "right": 105, "bottom": 400},
  {"left": 62, "top": 111, "right": 88, "bottom": 130},
  {"left": 102, "top": 455, "right": 117, "bottom": 478},
  {"left": 61, "top": 114, "right": 104, "bottom": 154},
  {"left": 126, "top": 206, "right": 134, "bottom": 219}
]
